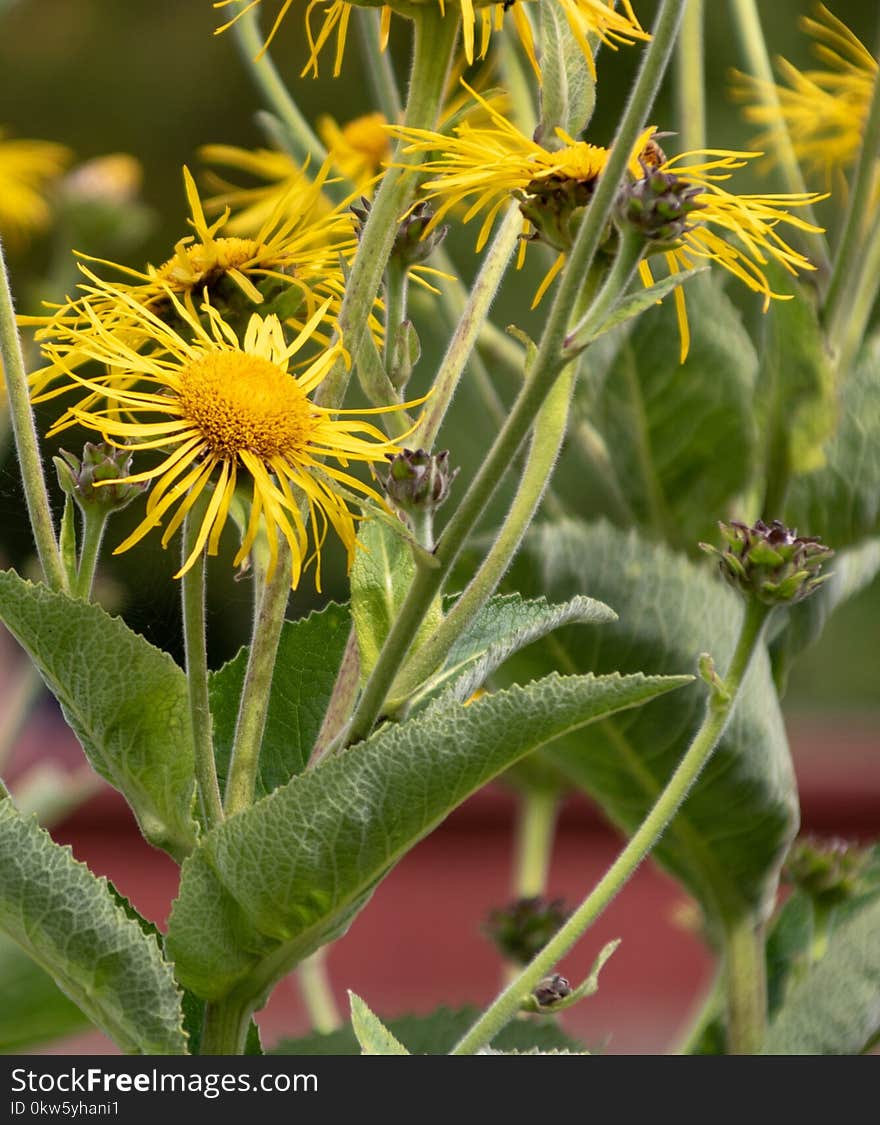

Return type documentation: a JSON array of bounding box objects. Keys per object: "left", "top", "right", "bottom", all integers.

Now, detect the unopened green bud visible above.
[
  {"left": 617, "top": 166, "right": 705, "bottom": 246},
  {"left": 518, "top": 174, "right": 602, "bottom": 254},
  {"left": 382, "top": 448, "right": 457, "bottom": 515},
  {"left": 484, "top": 895, "right": 570, "bottom": 966},
  {"left": 352, "top": 197, "right": 447, "bottom": 270},
  {"left": 784, "top": 836, "right": 873, "bottom": 910},
  {"left": 54, "top": 443, "right": 147, "bottom": 514},
  {"left": 700, "top": 519, "right": 833, "bottom": 605},
  {"left": 390, "top": 319, "right": 421, "bottom": 392}
]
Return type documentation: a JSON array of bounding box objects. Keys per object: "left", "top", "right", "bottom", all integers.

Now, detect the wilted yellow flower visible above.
[
  {"left": 39, "top": 288, "right": 407, "bottom": 588},
  {"left": 213, "top": 0, "right": 648, "bottom": 79},
  {"left": 0, "top": 130, "right": 71, "bottom": 247},
  {"left": 731, "top": 4, "right": 877, "bottom": 187},
  {"left": 391, "top": 87, "right": 825, "bottom": 358}
]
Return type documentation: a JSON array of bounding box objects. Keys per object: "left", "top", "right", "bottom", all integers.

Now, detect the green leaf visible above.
[
  {"left": 271, "top": 1006, "right": 586, "bottom": 1055},
  {"left": 0, "top": 795, "right": 187, "bottom": 1054},
  {"left": 588, "top": 276, "right": 758, "bottom": 548},
  {"left": 536, "top": 1, "right": 595, "bottom": 144},
  {"left": 209, "top": 602, "right": 351, "bottom": 798},
  {"left": 569, "top": 268, "right": 707, "bottom": 352},
  {"left": 0, "top": 935, "right": 91, "bottom": 1051},
  {"left": 408, "top": 592, "right": 616, "bottom": 708},
  {"left": 504, "top": 520, "right": 798, "bottom": 925},
  {"left": 167, "top": 670, "right": 690, "bottom": 1002},
  {"left": 350, "top": 520, "right": 443, "bottom": 681},
  {"left": 763, "top": 895, "right": 880, "bottom": 1054},
  {"left": 0, "top": 571, "right": 196, "bottom": 857},
  {"left": 786, "top": 334, "right": 880, "bottom": 549},
  {"left": 349, "top": 992, "right": 410, "bottom": 1054}
]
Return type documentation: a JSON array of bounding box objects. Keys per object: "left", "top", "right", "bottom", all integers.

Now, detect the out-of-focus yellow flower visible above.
[
  {"left": 390, "top": 86, "right": 825, "bottom": 359},
  {"left": 38, "top": 289, "right": 408, "bottom": 589},
  {"left": 58, "top": 154, "right": 143, "bottom": 207},
  {"left": 0, "top": 130, "right": 71, "bottom": 248},
  {"left": 317, "top": 112, "right": 392, "bottom": 193},
  {"left": 213, "top": 0, "right": 648, "bottom": 79},
  {"left": 730, "top": 4, "right": 877, "bottom": 188}
]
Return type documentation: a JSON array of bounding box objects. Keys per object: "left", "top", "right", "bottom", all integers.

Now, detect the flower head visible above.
[
  {"left": 390, "top": 87, "right": 825, "bottom": 356},
  {"left": 39, "top": 288, "right": 408, "bottom": 588},
  {"left": 213, "top": 0, "right": 648, "bottom": 79},
  {"left": 730, "top": 4, "right": 877, "bottom": 187},
  {"left": 700, "top": 519, "right": 833, "bottom": 605},
  {"left": 0, "top": 130, "right": 71, "bottom": 248}
]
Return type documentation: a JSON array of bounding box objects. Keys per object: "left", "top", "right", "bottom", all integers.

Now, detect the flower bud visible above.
[
  {"left": 352, "top": 197, "right": 447, "bottom": 270},
  {"left": 54, "top": 443, "right": 147, "bottom": 514},
  {"left": 382, "top": 448, "right": 457, "bottom": 516},
  {"left": 484, "top": 895, "right": 570, "bottom": 966},
  {"left": 700, "top": 519, "right": 833, "bottom": 605},
  {"left": 784, "top": 836, "right": 873, "bottom": 910},
  {"left": 532, "top": 974, "right": 572, "bottom": 1008},
  {"left": 617, "top": 166, "right": 705, "bottom": 246}
]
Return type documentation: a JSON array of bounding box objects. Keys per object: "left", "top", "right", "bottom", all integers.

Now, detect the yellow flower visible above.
[
  {"left": 390, "top": 87, "right": 825, "bottom": 358},
  {"left": 0, "top": 130, "right": 71, "bottom": 248},
  {"left": 730, "top": 4, "right": 877, "bottom": 188},
  {"left": 317, "top": 112, "right": 392, "bottom": 192},
  {"left": 213, "top": 0, "right": 648, "bottom": 79},
  {"left": 39, "top": 288, "right": 407, "bottom": 588}
]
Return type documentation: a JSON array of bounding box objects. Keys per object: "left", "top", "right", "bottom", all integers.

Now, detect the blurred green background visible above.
[{"left": 0, "top": 0, "right": 877, "bottom": 714}]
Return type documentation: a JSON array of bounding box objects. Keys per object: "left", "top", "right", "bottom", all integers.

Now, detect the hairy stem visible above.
[
  {"left": 450, "top": 597, "right": 772, "bottom": 1055},
  {"left": 297, "top": 948, "right": 342, "bottom": 1034},
  {"left": 513, "top": 787, "right": 561, "bottom": 899},
  {"left": 723, "top": 910, "right": 767, "bottom": 1055},
  {"left": 73, "top": 508, "right": 107, "bottom": 601}
]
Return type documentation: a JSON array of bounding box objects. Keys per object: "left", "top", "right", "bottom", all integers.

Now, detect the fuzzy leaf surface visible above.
[
  {"left": 349, "top": 992, "right": 410, "bottom": 1054},
  {"left": 166, "top": 671, "right": 689, "bottom": 1001},
  {"left": 504, "top": 521, "right": 798, "bottom": 924},
  {"left": 0, "top": 571, "right": 196, "bottom": 857},
  {"left": 0, "top": 935, "right": 91, "bottom": 1051},
  {"left": 0, "top": 796, "right": 186, "bottom": 1054},
  {"left": 209, "top": 603, "right": 351, "bottom": 797},
  {"left": 537, "top": 1, "right": 595, "bottom": 143}
]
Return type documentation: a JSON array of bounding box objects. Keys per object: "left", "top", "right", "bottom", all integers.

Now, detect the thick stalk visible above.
[
  {"left": 391, "top": 366, "right": 574, "bottom": 703},
  {"left": 723, "top": 911, "right": 767, "bottom": 1055},
  {"left": 73, "top": 509, "right": 107, "bottom": 601},
  {"left": 728, "top": 0, "right": 830, "bottom": 276},
  {"left": 824, "top": 63, "right": 880, "bottom": 351},
  {"left": 512, "top": 787, "right": 560, "bottom": 899},
  {"left": 415, "top": 206, "right": 522, "bottom": 449},
  {"left": 677, "top": 0, "right": 706, "bottom": 152},
  {"left": 450, "top": 598, "right": 772, "bottom": 1055},
  {"left": 346, "top": 0, "right": 685, "bottom": 745},
  {"left": 0, "top": 240, "right": 66, "bottom": 592},
  {"left": 319, "top": 8, "right": 460, "bottom": 410},
  {"left": 223, "top": 544, "right": 291, "bottom": 816},
  {"left": 297, "top": 948, "right": 342, "bottom": 1033},
  {"left": 200, "top": 996, "right": 251, "bottom": 1056},
  {"left": 181, "top": 510, "right": 224, "bottom": 832},
  {"left": 230, "top": 7, "right": 325, "bottom": 165}
]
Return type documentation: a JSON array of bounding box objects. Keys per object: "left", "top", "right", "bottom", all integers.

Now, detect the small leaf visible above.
[
  {"left": 209, "top": 602, "right": 352, "bottom": 797},
  {"left": 0, "top": 571, "right": 196, "bottom": 857},
  {"left": 536, "top": 1, "right": 595, "bottom": 144},
  {"left": 0, "top": 795, "right": 187, "bottom": 1054},
  {"left": 167, "top": 671, "right": 690, "bottom": 1003},
  {"left": 349, "top": 992, "right": 410, "bottom": 1054},
  {"left": 763, "top": 896, "right": 880, "bottom": 1054}
]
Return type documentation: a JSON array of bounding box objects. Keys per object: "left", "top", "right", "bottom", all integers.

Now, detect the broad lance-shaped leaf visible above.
[
  {"left": 536, "top": 0, "right": 595, "bottom": 144},
  {"left": 786, "top": 332, "right": 880, "bottom": 549},
  {"left": 210, "top": 602, "right": 351, "bottom": 797},
  {"left": 0, "top": 571, "right": 196, "bottom": 857},
  {"left": 763, "top": 896, "right": 880, "bottom": 1055},
  {"left": 503, "top": 520, "right": 798, "bottom": 924},
  {"left": 406, "top": 592, "right": 616, "bottom": 709},
  {"left": 167, "top": 670, "right": 690, "bottom": 1001},
  {"left": 0, "top": 795, "right": 187, "bottom": 1054},
  {"left": 351, "top": 520, "right": 443, "bottom": 681},
  {"left": 349, "top": 993, "right": 409, "bottom": 1055},
  {"left": 585, "top": 275, "right": 757, "bottom": 548}
]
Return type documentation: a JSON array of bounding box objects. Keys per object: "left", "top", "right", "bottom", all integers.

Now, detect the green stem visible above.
[
  {"left": 415, "top": 206, "right": 523, "bottom": 450},
  {"left": 346, "top": 0, "right": 685, "bottom": 746},
  {"left": 677, "top": 0, "right": 706, "bottom": 152},
  {"left": 230, "top": 7, "right": 326, "bottom": 165},
  {"left": 674, "top": 967, "right": 725, "bottom": 1055},
  {"left": 728, "top": 0, "right": 830, "bottom": 276},
  {"left": 391, "top": 366, "right": 575, "bottom": 704},
  {"left": 512, "top": 788, "right": 560, "bottom": 899},
  {"left": 73, "top": 508, "right": 107, "bottom": 601},
  {"left": 356, "top": 7, "right": 403, "bottom": 122},
  {"left": 297, "top": 948, "right": 342, "bottom": 1034},
  {"left": 224, "top": 545, "right": 291, "bottom": 816},
  {"left": 809, "top": 902, "right": 833, "bottom": 965},
  {"left": 383, "top": 259, "right": 409, "bottom": 375},
  {"left": 450, "top": 597, "right": 772, "bottom": 1055},
  {"left": 356, "top": 331, "right": 411, "bottom": 434},
  {"left": 181, "top": 510, "right": 224, "bottom": 832},
  {"left": 0, "top": 661, "right": 41, "bottom": 775},
  {"left": 835, "top": 210, "right": 880, "bottom": 375},
  {"left": 0, "top": 240, "right": 66, "bottom": 592},
  {"left": 824, "top": 64, "right": 880, "bottom": 353},
  {"left": 722, "top": 911, "right": 767, "bottom": 1055},
  {"left": 200, "top": 996, "right": 251, "bottom": 1056},
  {"left": 318, "top": 7, "right": 459, "bottom": 411}
]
